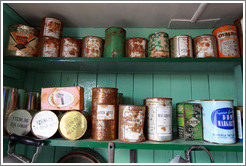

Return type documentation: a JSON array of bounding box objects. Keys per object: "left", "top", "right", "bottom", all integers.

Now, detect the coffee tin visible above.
[
  {"left": 60, "top": 38, "right": 81, "bottom": 57},
  {"left": 38, "top": 36, "right": 60, "bottom": 57},
  {"left": 170, "top": 35, "right": 193, "bottom": 58},
  {"left": 126, "top": 38, "right": 148, "bottom": 58},
  {"left": 148, "top": 32, "right": 170, "bottom": 57},
  {"left": 81, "top": 36, "right": 104, "bottom": 57},
  {"left": 40, "top": 17, "right": 63, "bottom": 40}
]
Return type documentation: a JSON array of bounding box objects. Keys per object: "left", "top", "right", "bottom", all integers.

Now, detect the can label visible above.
[
  {"left": 43, "top": 41, "right": 59, "bottom": 57},
  {"left": 48, "top": 90, "right": 75, "bottom": 108},
  {"left": 211, "top": 107, "right": 234, "bottom": 130},
  {"left": 97, "top": 105, "right": 115, "bottom": 120},
  {"left": 195, "top": 37, "right": 217, "bottom": 58},
  {"left": 178, "top": 37, "right": 189, "bottom": 56},
  {"left": 148, "top": 33, "right": 170, "bottom": 57},
  {"left": 62, "top": 41, "right": 79, "bottom": 57},
  {"left": 86, "top": 38, "right": 102, "bottom": 57},
  {"left": 236, "top": 110, "right": 243, "bottom": 139},
  {"left": 44, "top": 18, "right": 61, "bottom": 39}
]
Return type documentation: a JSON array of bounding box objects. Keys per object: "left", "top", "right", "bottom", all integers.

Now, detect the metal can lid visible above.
[
  {"left": 212, "top": 24, "right": 237, "bottom": 34},
  {"left": 193, "top": 34, "right": 215, "bottom": 40},
  {"left": 149, "top": 32, "right": 169, "bottom": 37},
  {"left": 145, "top": 97, "right": 172, "bottom": 100},
  {"left": 127, "top": 37, "right": 147, "bottom": 41},
  {"left": 82, "top": 36, "right": 104, "bottom": 40},
  {"left": 170, "top": 35, "right": 192, "bottom": 40},
  {"left": 105, "top": 27, "right": 126, "bottom": 33},
  {"left": 42, "top": 16, "right": 62, "bottom": 23}
]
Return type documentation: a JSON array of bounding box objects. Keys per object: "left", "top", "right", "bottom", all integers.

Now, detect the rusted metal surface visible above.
[
  {"left": 7, "top": 24, "right": 39, "bottom": 57},
  {"left": 234, "top": 17, "right": 243, "bottom": 57},
  {"left": 91, "top": 87, "right": 118, "bottom": 141},
  {"left": 38, "top": 36, "right": 60, "bottom": 57},
  {"left": 126, "top": 38, "right": 148, "bottom": 58},
  {"left": 148, "top": 32, "right": 170, "bottom": 58},
  {"left": 60, "top": 38, "right": 81, "bottom": 57},
  {"left": 193, "top": 35, "right": 218, "bottom": 58},
  {"left": 145, "top": 98, "right": 172, "bottom": 142},
  {"left": 26, "top": 92, "right": 40, "bottom": 111},
  {"left": 40, "top": 17, "right": 63, "bottom": 40},
  {"left": 118, "top": 105, "right": 146, "bottom": 143},
  {"left": 170, "top": 35, "right": 193, "bottom": 58},
  {"left": 234, "top": 106, "right": 243, "bottom": 142},
  {"left": 81, "top": 36, "right": 104, "bottom": 57}
]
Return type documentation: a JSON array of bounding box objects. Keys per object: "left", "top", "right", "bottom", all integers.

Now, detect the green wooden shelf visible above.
[{"left": 3, "top": 56, "right": 243, "bottom": 73}]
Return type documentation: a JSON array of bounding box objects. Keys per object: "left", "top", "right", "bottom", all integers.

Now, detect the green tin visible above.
[
  {"left": 104, "top": 27, "right": 126, "bottom": 57},
  {"left": 148, "top": 32, "right": 170, "bottom": 58},
  {"left": 176, "top": 102, "right": 203, "bottom": 140}
]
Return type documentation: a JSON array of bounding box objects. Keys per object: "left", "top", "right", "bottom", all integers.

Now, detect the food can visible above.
[
  {"left": 193, "top": 35, "right": 218, "bottom": 58},
  {"left": 60, "top": 38, "right": 81, "bottom": 57},
  {"left": 59, "top": 111, "right": 89, "bottom": 140},
  {"left": 81, "top": 36, "right": 104, "bottom": 57},
  {"left": 38, "top": 36, "right": 60, "bottom": 57},
  {"left": 6, "top": 109, "right": 32, "bottom": 136},
  {"left": 145, "top": 98, "right": 172, "bottom": 142},
  {"left": 31, "top": 110, "right": 59, "bottom": 139},
  {"left": 7, "top": 24, "right": 39, "bottom": 57},
  {"left": 91, "top": 87, "right": 118, "bottom": 141},
  {"left": 212, "top": 25, "right": 240, "bottom": 57},
  {"left": 170, "top": 35, "right": 193, "bottom": 58},
  {"left": 104, "top": 27, "right": 126, "bottom": 57},
  {"left": 234, "top": 17, "right": 243, "bottom": 57},
  {"left": 234, "top": 106, "right": 243, "bottom": 142},
  {"left": 148, "top": 32, "right": 170, "bottom": 57},
  {"left": 126, "top": 38, "right": 148, "bottom": 58},
  {"left": 26, "top": 92, "right": 40, "bottom": 111},
  {"left": 40, "top": 17, "right": 63, "bottom": 40},
  {"left": 118, "top": 105, "right": 146, "bottom": 142}
]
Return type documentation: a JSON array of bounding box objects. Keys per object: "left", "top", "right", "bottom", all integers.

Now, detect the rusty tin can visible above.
[
  {"left": 60, "top": 38, "right": 81, "bottom": 57},
  {"left": 118, "top": 105, "right": 146, "bottom": 142},
  {"left": 234, "top": 106, "right": 243, "bottom": 142},
  {"left": 145, "top": 98, "right": 172, "bottom": 142},
  {"left": 81, "top": 36, "right": 104, "bottom": 57},
  {"left": 170, "top": 35, "right": 193, "bottom": 58},
  {"left": 40, "top": 17, "right": 63, "bottom": 40},
  {"left": 193, "top": 35, "right": 218, "bottom": 58},
  {"left": 126, "top": 38, "right": 148, "bottom": 58},
  {"left": 148, "top": 32, "right": 170, "bottom": 58},
  {"left": 212, "top": 25, "right": 240, "bottom": 57},
  {"left": 234, "top": 17, "right": 243, "bottom": 57},
  {"left": 91, "top": 87, "right": 118, "bottom": 141},
  {"left": 26, "top": 92, "right": 40, "bottom": 111},
  {"left": 38, "top": 36, "right": 60, "bottom": 57},
  {"left": 7, "top": 24, "right": 39, "bottom": 57},
  {"left": 104, "top": 27, "right": 126, "bottom": 57}
]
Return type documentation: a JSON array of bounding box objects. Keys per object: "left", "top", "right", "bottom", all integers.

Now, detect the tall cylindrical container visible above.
[
  {"left": 145, "top": 98, "right": 172, "bottom": 142},
  {"left": 118, "top": 105, "right": 146, "bottom": 142},
  {"left": 81, "top": 36, "right": 104, "bottom": 57},
  {"left": 170, "top": 35, "right": 193, "bottom": 58},
  {"left": 40, "top": 17, "right": 63, "bottom": 40},
  {"left": 91, "top": 87, "right": 118, "bottom": 141},
  {"left": 60, "top": 38, "right": 81, "bottom": 57},
  {"left": 38, "top": 36, "right": 60, "bottom": 57},
  {"left": 126, "top": 38, "right": 148, "bottom": 58},
  {"left": 148, "top": 32, "right": 170, "bottom": 58},
  {"left": 234, "top": 17, "right": 243, "bottom": 57},
  {"left": 26, "top": 92, "right": 40, "bottom": 111},
  {"left": 104, "top": 27, "right": 126, "bottom": 57},
  {"left": 235, "top": 106, "right": 243, "bottom": 142}
]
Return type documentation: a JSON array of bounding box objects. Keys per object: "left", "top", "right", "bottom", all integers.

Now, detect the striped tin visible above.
[{"left": 170, "top": 35, "right": 193, "bottom": 58}]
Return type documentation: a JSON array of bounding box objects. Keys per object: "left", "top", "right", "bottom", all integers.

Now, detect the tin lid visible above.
[
  {"left": 82, "top": 36, "right": 104, "bottom": 40},
  {"left": 193, "top": 34, "right": 215, "bottom": 40},
  {"left": 42, "top": 16, "right": 62, "bottom": 23},
  {"left": 92, "top": 87, "right": 118, "bottom": 91},
  {"left": 61, "top": 37, "right": 81, "bottom": 41},
  {"left": 212, "top": 24, "right": 237, "bottom": 34},
  {"left": 145, "top": 97, "right": 172, "bottom": 100},
  {"left": 200, "top": 99, "right": 234, "bottom": 101},
  {"left": 149, "top": 32, "right": 169, "bottom": 37},
  {"left": 170, "top": 35, "right": 192, "bottom": 40},
  {"left": 105, "top": 27, "right": 126, "bottom": 33},
  {"left": 127, "top": 37, "right": 147, "bottom": 41}
]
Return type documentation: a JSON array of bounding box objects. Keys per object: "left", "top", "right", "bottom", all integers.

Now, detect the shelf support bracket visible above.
[
  {"left": 130, "top": 149, "right": 136, "bottom": 163},
  {"left": 108, "top": 142, "right": 115, "bottom": 163}
]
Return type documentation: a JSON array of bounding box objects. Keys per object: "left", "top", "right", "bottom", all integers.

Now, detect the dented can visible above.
[
  {"left": 212, "top": 25, "right": 240, "bottom": 57},
  {"left": 148, "top": 32, "right": 170, "bottom": 57},
  {"left": 7, "top": 24, "right": 39, "bottom": 57},
  {"left": 145, "top": 98, "right": 172, "bottom": 142},
  {"left": 91, "top": 87, "right": 118, "bottom": 141},
  {"left": 193, "top": 35, "right": 218, "bottom": 58},
  {"left": 81, "top": 36, "right": 104, "bottom": 57},
  {"left": 40, "top": 17, "right": 63, "bottom": 40},
  {"left": 234, "top": 17, "right": 243, "bottom": 57},
  {"left": 126, "top": 38, "right": 148, "bottom": 58},
  {"left": 26, "top": 92, "right": 40, "bottom": 111},
  {"left": 38, "top": 36, "right": 60, "bottom": 57},
  {"left": 60, "top": 38, "right": 81, "bottom": 57},
  {"left": 170, "top": 35, "right": 193, "bottom": 58},
  {"left": 104, "top": 27, "right": 126, "bottom": 57}
]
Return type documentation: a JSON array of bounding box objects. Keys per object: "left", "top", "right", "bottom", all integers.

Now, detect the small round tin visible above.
[
  {"left": 81, "top": 36, "right": 104, "bottom": 57},
  {"left": 126, "top": 38, "right": 148, "bottom": 58},
  {"left": 38, "top": 36, "right": 60, "bottom": 57},
  {"left": 170, "top": 35, "right": 193, "bottom": 58},
  {"left": 40, "top": 17, "right": 63, "bottom": 40},
  {"left": 60, "top": 38, "right": 81, "bottom": 57}
]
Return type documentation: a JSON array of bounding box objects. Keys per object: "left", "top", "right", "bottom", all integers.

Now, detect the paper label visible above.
[
  {"left": 62, "top": 40, "right": 79, "bottom": 57},
  {"left": 97, "top": 105, "right": 115, "bottom": 120},
  {"left": 178, "top": 37, "right": 189, "bottom": 56},
  {"left": 43, "top": 42, "right": 58, "bottom": 57},
  {"left": 48, "top": 90, "right": 75, "bottom": 108}
]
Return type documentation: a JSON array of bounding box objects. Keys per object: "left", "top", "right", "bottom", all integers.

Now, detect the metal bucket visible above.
[
  {"left": 40, "top": 17, "right": 63, "bottom": 40},
  {"left": 148, "top": 32, "right": 170, "bottom": 57},
  {"left": 126, "top": 38, "right": 148, "bottom": 58},
  {"left": 37, "top": 36, "right": 60, "bottom": 57},
  {"left": 60, "top": 38, "right": 81, "bottom": 57},
  {"left": 81, "top": 36, "right": 104, "bottom": 57},
  {"left": 170, "top": 35, "right": 193, "bottom": 58}
]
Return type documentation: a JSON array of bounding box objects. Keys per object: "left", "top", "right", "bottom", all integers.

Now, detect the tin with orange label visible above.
[
  {"left": 40, "top": 17, "right": 63, "bottom": 40},
  {"left": 212, "top": 25, "right": 240, "bottom": 57}
]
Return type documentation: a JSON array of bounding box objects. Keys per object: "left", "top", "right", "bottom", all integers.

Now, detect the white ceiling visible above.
[{"left": 7, "top": 3, "right": 243, "bottom": 29}]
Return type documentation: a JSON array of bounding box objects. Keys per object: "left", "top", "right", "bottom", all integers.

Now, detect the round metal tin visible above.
[
  {"left": 38, "top": 36, "right": 60, "bottom": 57},
  {"left": 170, "top": 35, "right": 193, "bottom": 58},
  {"left": 234, "top": 106, "right": 243, "bottom": 142},
  {"left": 234, "top": 17, "right": 243, "bottom": 57},
  {"left": 26, "top": 92, "right": 40, "bottom": 111},
  {"left": 40, "top": 17, "right": 63, "bottom": 40},
  {"left": 60, "top": 38, "right": 81, "bottom": 57},
  {"left": 126, "top": 38, "right": 148, "bottom": 58},
  {"left": 81, "top": 36, "right": 104, "bottom": 57}
]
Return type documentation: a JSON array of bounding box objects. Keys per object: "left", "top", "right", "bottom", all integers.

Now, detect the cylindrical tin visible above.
[
  {"left": 26, "top": 92, "right": 40, "bottom": 111},
  {"left": 31, "top": 110, "right": 59, "bottom": 139},
  {"left": 148, "top": 32, "right": 170, "bottom": 58},
  {"left": 193, "top": 35, "right": 218, "bottom": 58},
  {"left": 6, "top": 109, "right": 32, "bottom": 136},
  {"left": 145, "top": 98, "right": 172, "bottom": 142},
  {"left": 60, "top": 38, "right": 81, "bottom": 57},
  {"left": 7, "top": 24, "right": 39, "bottom": 57},
  {"left": 81, "top": 36, "right": 104, "bottom": 57},
  {"left": 40, "top": 17, "right": 63, "bottom": 40},
  {"left": 91, "top": 87, "right": 118, "bottom": 141},
  {"left": 234, "top": 17, "right": 243, "bottom": 57},
  {"left": 118, "top": 105, "right": 146, "bottom": 142},
  {"left": 16, "top": 88, "right": 27, "bottom": 109},
  {"left": 170, "top": 35, "right": 193, "bottom": 58},
  {"left": 38, "top": 36, "right": 60, "bottom": 57},
  {"left": 59, "top": 111, "right": 88, "bottom": 140},
  {"left": 126, "top": 38, "right": 148, "bottom": 58},
  {"left": 212, "top": 25, "right": 240, "bottom": 57},
  {"left": 104, "top": 27, "right": 126, "bottom": 57},
  {"left": 234, "top": 106, "right": 243, "bottom": 142}
]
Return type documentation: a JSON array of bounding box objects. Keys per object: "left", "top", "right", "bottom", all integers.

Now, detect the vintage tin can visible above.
[
  {"left": 176, "top": 103, "right": 203, "bottom": 140},
  {"left": 145, "top": 98, "right": 172, "bottom": 142},
  {"left": 234, "top": 17, "right": 243, "bottom": 57},
  {"left": 40, "top": 17, "right": 63, "bottom": 40},
  {"left": 193, "top": 35, "right": 218, "bottom": 58},
  {"left": 6, "top": 109, "right": 32, "bottom": 136},
  {"left": 26, "top": 92, "right": 40, "bottom": 111},
  {"left": 38, "top": 36, "right": 60, "bottom": 57},
  {"left": 126, "top": 38, "right": 148, "bottom": 58},
  {"left": 234, "top": 106, "right": 243, "bottom": 142},
  {"left": 118, "top": 105, "right": 146, "bottom": 142},
  {"left": 16, "top": 88, "right": 27, "bottom": 110},
  {"left": 212, "top": 25, "right": 240, "bottom": 57},
  {"left": 31, "top": 110, "right": 59, "bottom": 139},
  {"left": 59, "top": 111, "right": 89, "bottom": 140},
  {"left": 81, "top": 36, "right": 104, "bottom": 57},
  {"left": 60, "top": 38, "right": 81, "bottom": 57},
  {"left": 104, "top": 27, "right": 126, "bottom": 57},
  {"left": 7, "top": 24, "right": 39, "bottom": 57},
  {"left": 170, "top": 35, "right": 193, "bottom": 58},
  {"left": 148, "top": 32, "right": 170, "bottom": 57},
  {"left": 91, "top": 87, "right": 118, "bottom": 141}
]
